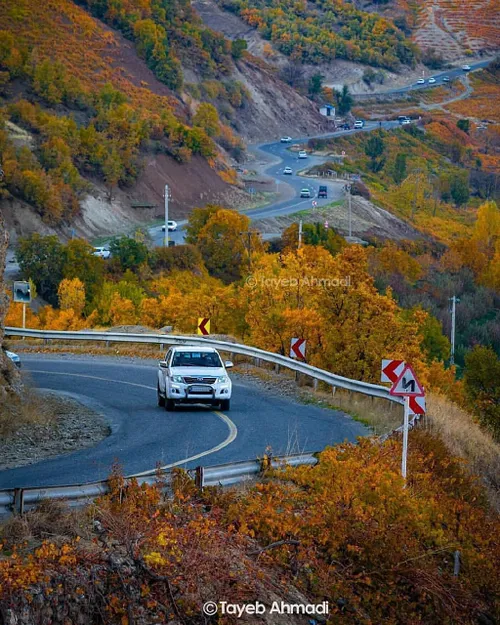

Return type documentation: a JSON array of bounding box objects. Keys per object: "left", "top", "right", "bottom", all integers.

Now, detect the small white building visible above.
[{"left": 319, "top": 104, "right": 335, "bottom": 118}]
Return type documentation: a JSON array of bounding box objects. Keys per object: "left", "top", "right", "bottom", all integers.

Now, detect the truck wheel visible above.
[
  {"left": 165, "top": 398, "right": 175, "bottom": 411},
  {"left": 220, "top": 399, "right": 230, "bottom": 411},
  {"left": 157, "top": 384, "right": 165, "bottom": 407}
]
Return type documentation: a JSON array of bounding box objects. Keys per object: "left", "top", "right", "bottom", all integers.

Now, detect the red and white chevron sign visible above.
[
  {"left": 408, "top": 395, "right": 426, "bottom": 415},
  {"left": 381, "top": 359, "right": 405, "bottom": 384},
  {"left": 290, "top": 338, "right": 306, "bottom": 360}
]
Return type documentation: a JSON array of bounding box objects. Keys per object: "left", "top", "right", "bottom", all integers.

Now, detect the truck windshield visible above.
[{"left": 172, "top": 352, "right": 222, "bottom": 367}]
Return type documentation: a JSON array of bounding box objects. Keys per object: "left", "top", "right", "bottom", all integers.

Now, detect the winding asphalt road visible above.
[{"left": 0, "top": 355, "right": 367, "bottom": 489}]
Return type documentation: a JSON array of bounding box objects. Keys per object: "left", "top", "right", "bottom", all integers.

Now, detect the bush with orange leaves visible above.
[{"left": 1, "top": 432, "right": 498, "bottom": 624}]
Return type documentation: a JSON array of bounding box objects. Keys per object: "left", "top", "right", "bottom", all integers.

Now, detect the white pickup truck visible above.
[{"left": 157, "top": 346, "right": 233, "bottom": 411}]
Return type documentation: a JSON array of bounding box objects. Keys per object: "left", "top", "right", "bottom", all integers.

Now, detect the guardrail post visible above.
[
  {"left": 332, "top": 386, "right": 336, "bottom": 396},
  {"left": 295, "top": 370, "right": 299, "bottom": 384},
  {"left": 195, "top": 466, "right": 204, "bottom": 491},
  {"left": 106, "top": 340, "right": 110, "bottom": 348},
  {"left": 255, "top": 357, "right": 260, "bottom": 368},
  {"left": 13, "top": 488, "right": 24, "bottom": 515},
  {"left": 313, "top": 378, "right": 318, "bottom": 392},
  {"left": 274, "top": 363, "right": 280, "bottom": 374}
]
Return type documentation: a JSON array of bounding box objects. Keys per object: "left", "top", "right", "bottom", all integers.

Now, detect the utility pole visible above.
[
  {"left": 344, "top": 183, "right": 352, "bottom": 238},
  {"left": 298, "top": 219, "right": 303, "bottom": 249},
  {"left": 164, "top": 184, "right": 170, "bottom": 248},
  {"left": 449, "top": 295, "right": 460, "bottom": 365}
]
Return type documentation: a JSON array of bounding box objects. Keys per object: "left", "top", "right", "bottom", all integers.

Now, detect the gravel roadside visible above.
[{"left": 0, "top": 391, "right": 110, "bottom": 471}]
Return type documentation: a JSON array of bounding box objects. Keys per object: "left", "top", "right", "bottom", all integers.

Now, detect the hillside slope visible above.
[{"left": 0, "top": 0, "right": 327, "bottom": 241}]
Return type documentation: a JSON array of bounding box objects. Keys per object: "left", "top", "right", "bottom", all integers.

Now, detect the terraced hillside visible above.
[{"left": 413, "top": 0, "right": 500, "bottom": 59}]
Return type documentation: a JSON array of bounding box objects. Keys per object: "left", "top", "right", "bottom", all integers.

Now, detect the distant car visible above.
[
  {"left": 280, "top": 136, "right": 292, "bottom": 143},
  {"left": 318, "top": 186, "right": 327, "bottom": 198},
  {"left": 428, "top": 77, "right": 436, "bottom": 84},
  {"left": 298, "top": 151, "right": 308, "bottom": 159},
  {"left": 398, "top": 116, "right": 410, "bottom": 124},
  {"left": 476, "top": 125, "right": 487, "bottom": 131},
  {"left": 417, "top": 78, "right": 425, "bottom": 84},
  {"left": 462, "top": 64, "right": 471, "bottom": 71},
  {"left": 5, "top": 350, "right": 21, "bottom": 368},
  {"left": 161, "top": 220, "right": 178, "bottom": 231},
  {"left": 93, "top": 247, "right": 111, "bottom": 259},
  {"left": 442, "top": 76, "right": 450, "bottom": 82},
  {"left": 283, "top": 166, "right": 293, "bottom": 175},
  {"left": 353, "top": 120, "right": 364, "bottom": 129},
  {"left": 401, "top": 118, "right": 411, "bottom": 125},
  {"left": 300, "top": 188, "right": 311, "bottom": 198},
  {"left": 340, "top": 123, "right": 351, "bottom": 130}
]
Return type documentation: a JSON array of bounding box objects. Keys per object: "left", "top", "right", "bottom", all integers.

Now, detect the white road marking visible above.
[{"left": 27, "top": 370, "right": 238, "bottom": 476}]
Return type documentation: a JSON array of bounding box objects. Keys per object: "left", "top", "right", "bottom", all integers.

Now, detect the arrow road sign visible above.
[
  {"left": 381, "top": 359, "right": 405, "bottom": 384},
  {"left": 290, "top": 338, "right": 306, "bottom": 359},
  {"left": 390, "top": 364, "right": 425, "bottom": 397},
  {"left": 408, "top": 395, "right": 426, "bottom": 415},
  {"left": 197, "top": 318, "right": 210, "bottom": 336}
]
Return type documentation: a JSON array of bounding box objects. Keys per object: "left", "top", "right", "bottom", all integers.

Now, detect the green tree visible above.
[
  {"left": 63, "top": 239, "right": 105, "bottom": 307},
  {"left": 185, "top": 205, "right": 220, "bottom": 244},
  {"left": 109, "top": 236, "right": 149, "bottom": 272},
  {"left": 16, "top": 234, "right": 66, "bottom": 305},
  {"left": 308, "top": 73, "right": 324, "bottom": 96},
  {"left": 420, "top": 315, "right": 450, "bottom": 363},
  {"left": 365, "top": 134, "right": 386, "bottom": 172},
  {"left": 464, "top": 345, "right": 500, "bottom": 440},
  {"left": 231, "top": 38, "right": 248, "bottom": 60},
  {"left": 393, "top": 153, "right": 407, "bottom": 184},
  {"left": 334, "top": 85, "right": 353, "bottom": 115},
  {"left": 450, "top": 172, "right": 470, "bottom": 206},
  {"left": 192, "top": 103, "right": 220, "bottom": 138},
  {"left": 457, "top": 119, "right": 470, "bottom": 134}
]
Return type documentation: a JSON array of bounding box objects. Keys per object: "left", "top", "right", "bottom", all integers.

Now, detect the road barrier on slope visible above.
[
  {"left": 5, "top": 328, "right": 404, "bottom": 403},
  {"left": 1, "top": 328, "right": 410, "bottom": 517},
  {"left": 0, "top": 453, "right": 318, "bottom": 517}
]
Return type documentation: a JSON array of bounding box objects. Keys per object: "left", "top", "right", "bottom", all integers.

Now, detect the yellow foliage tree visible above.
[
  {"left": 109, "top": 293, "right": 138, "bottom": 326},
  {"left": 57, "top": 277, "right": 85, "bottom": 315}
]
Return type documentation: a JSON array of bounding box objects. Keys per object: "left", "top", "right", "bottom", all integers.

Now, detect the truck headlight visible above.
[
  {"left": 171, "top": 375, "right": 183, "bottom": 383},
  {"left": 217, "top": 375, "right": 228, "bottom": 383}
]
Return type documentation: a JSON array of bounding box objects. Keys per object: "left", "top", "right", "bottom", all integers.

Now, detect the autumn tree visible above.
[
  {"left": 193, "top": 103, "right": 220, "bottom": 137},
  {"left": 63, "top": 238, "right": 105, "bottom": 307},
  {"left": 231, "top": 38, "right": 247, "bottom": 60},
  {"left": 57, "top": 277, "right": 86, "bottom": 316},
  {"left": 464, "top": 345, "right": 500, "bottom": 440},
  {"left": 195, "top": 208, "right": 264, "bottom": 283}
]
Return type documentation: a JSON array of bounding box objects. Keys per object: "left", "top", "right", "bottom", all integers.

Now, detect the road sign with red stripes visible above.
[
  {"left": 389, "top": 364, "right": 425, "bottom": 397},
  {"left": 290, "top": 338, "right": 306, "bottom": 360},
  {"left": 408, "top": 395, "right": 426, "bottom": 415},
  {"left": 381, "top": 359, "right": 405, "bottom": 384},
  {"left": 197, "top": 317, "right": 210, "bottom": 336}
]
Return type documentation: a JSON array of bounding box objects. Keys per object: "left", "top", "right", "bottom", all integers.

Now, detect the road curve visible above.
[
  {"left": 149, "top": 62, "right": 492, "bottom": 245},
  {"left": 0, "top": 356, "right": 367, "bottom": 489}
]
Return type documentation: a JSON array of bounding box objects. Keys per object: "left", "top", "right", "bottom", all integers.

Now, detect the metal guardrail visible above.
[
  {"left": 1, "top": 327, "right": 406, "bottom": 517},
  {"left": 0, "top": 454, "right": 317, "bottom": 517},
  {"left": 5, "top": 328, "right": 403, "bottom": 404}
]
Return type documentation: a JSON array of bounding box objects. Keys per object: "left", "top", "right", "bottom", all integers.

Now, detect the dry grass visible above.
[
  {"left": 424, "top": 394, "right": 500, "bottom": 509},
  {"left": 0, "top": 499, "right": 92, "bottom": 549},
  {"left": 0, "top": 387, "right": 57, "bottom": 440}
]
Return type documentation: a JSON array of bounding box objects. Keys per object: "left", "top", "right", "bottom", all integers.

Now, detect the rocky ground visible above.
[{"left": 0, "top": 391, "right": 110, "bottom": 471}]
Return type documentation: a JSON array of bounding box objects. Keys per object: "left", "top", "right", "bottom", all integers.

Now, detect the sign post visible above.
[
  {"left": 382, "top": 360, "right": 425, "bottom": 485},
  {"left": 13, "top": 281, "right": 31, "bottom": 330},
  {"left": 402, "top": 396, "right": 410, "bottom": 481}
]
